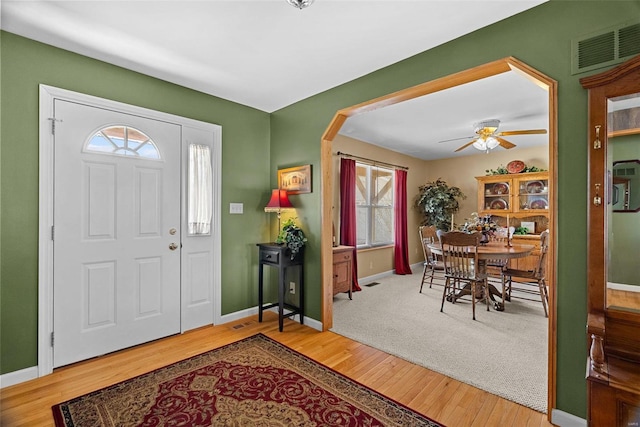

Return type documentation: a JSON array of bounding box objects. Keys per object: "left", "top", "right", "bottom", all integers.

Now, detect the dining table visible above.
[{"left": 427, "top": 240, "right": 535, "bottom": 311}]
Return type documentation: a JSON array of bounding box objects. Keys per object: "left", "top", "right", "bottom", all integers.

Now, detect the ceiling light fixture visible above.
[
  {"left": 472, "top": 119, "right": 501, "bottom": 152},
  {"left": 287, "top": 0, "right": 315, "bottom": 10},
  {"left": 473, "top": 136, "right": 500, "bottom": 152}
]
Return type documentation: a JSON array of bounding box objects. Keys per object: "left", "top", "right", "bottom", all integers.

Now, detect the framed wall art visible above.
[{"left": 278, "top": 164, "right": 311, "bottom": 194}]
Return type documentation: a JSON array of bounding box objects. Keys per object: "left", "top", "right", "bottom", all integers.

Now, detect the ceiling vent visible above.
[{"left": 572, "top": 19, "right": 640, "bottom": 75}]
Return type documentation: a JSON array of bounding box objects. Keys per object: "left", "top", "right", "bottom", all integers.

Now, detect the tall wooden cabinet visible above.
[
  {"left": 581, "top": 55, "right": 640, "bottom": 426},
  {"left": 476, "top": 172, "right": 550, "bottom": 274}
]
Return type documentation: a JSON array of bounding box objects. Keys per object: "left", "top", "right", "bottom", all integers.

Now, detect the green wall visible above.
[
  {"left": 0, "top": 32, "right": 272, "bottom": 374},
  {"left": 269, "top": 0, "right": 640, "bottom": 419},
  {"left": 2, "top": 0, "right": 640, "bottom": 420}
]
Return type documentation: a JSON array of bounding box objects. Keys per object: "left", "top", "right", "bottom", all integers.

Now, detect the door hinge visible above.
[
  {"left": 51, "top": 225, "right": 55, "bottom": 241},
  {"left": 50, "top": 332, "right": 54, "bottom": 347},
  {"left": 47, "top": 117, "right": 63, "bottom": 135}
]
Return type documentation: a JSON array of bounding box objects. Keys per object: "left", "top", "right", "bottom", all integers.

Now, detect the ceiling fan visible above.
[{"left": 439, "top": 119, "right": 547, "bottom": 152}]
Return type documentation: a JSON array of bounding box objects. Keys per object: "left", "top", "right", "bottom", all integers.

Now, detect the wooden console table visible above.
[{"left": 257, "top": 243, "right": 304, "bottom": 332}]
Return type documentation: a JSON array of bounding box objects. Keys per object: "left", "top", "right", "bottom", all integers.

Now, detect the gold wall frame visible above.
[{"left": 278, "top": 164, "right": 312, "bottom": 194}]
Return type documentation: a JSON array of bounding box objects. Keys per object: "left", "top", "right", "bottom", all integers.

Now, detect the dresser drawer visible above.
[
  {"left": 260, "top": 249, "right": 280, "bottom": 264},
  {"left": 332, "top": 250, "right": 352, "bottom": 264}
]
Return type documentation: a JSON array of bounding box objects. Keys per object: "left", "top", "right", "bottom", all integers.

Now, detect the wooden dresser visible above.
[{"left": 332, "top": 245, "right": 354, "bottom": 299}]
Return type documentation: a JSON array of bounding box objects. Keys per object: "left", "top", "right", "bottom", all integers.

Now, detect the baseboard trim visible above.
[
  {"left": 551, "top": 408, "right": 587, "bottom": 427},
  {"left": 0, "top": 366, "right": 38, "bottom": 389},
  {"left": 359, "top": 265, "right": 421, "bottom": 286},
  {"left": 219, "top": 306, "right": 322, "bottom": 332},
  {"left": 607, "top": 282, "right": 640, "bottom": 292},
  {"left": 219, "top": 307, "right": 260, "bottom": 324}
]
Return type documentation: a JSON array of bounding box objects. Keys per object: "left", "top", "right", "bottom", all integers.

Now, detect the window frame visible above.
[
  {"left": 355, "top": 162, "right": 395, "bottom": 249},
  {"left": 84, "top": 125, "right": 162, "bottom": 160}
]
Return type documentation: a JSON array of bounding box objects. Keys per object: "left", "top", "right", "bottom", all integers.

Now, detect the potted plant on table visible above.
[
  {"left": 276, "top": 217, "right": 307, "bottom": 260},
  {"left": 415, "top": 178, "right": 466, "bottom": 230}
]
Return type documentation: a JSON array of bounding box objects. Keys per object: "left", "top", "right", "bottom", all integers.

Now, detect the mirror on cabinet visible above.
[{"left": 607, "top": 94, "right": 640, "bottom": 311}]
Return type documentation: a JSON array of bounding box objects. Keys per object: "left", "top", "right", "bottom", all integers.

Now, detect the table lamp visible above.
[{"left": 264, "top": 189, "right": 294, "bottom": 240}]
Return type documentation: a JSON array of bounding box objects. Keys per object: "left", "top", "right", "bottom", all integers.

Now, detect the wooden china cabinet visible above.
[
  {"left": 581, "top": 55, "right": 640, "bottom": 426},
  {"left": 476, "top": 171, "right": 550, "bottom": 273},
  {"left": 476, "top": 171, "right": 550, "bottom": 216}
]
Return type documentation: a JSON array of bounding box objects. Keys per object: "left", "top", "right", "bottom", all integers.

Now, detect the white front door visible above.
[{"left": 53, "top": 99, "right": 181, "bottom": 367}]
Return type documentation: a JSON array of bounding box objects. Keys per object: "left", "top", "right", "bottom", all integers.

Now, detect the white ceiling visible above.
[
  {"left": 339, "top": 70, "right": 550, "bottom": 160},
  {"left": 1, "top": 0, "right": 549, "bottom": 159}
]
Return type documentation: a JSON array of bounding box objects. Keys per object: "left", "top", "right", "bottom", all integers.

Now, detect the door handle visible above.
[{"left": 169, "top": 243, "right": 178, "bottom": 251}]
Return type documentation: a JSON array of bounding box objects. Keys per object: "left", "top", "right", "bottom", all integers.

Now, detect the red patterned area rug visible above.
[{"left": 52, "top": 333, "right": 443, "bottom": 426}]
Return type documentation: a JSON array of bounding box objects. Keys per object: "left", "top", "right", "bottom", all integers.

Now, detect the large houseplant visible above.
[
  {"left": 276, "top": 217, "right": 307, "bottom": 259},
  {"left": 415, "top": 178, "right": 466, "bottom": 230}
]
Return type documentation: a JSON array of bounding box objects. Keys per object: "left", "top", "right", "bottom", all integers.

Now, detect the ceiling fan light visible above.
[
  {"left": 287, "top": 0, "right": 315, "bottom": 9},
  {"left": 473, "top": 138, "right": 487, "bottom": 151},
  {"left": 486, "top": 136, "right": 499, "bottom": 149}
]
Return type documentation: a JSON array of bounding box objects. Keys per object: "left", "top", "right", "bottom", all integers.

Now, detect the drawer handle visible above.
[
  {"left": 344, "top": 255, "right": 349, "bottom": 259},
  {"left": 334, "top": 274, "right": 338, "bottom": 278},
  {"left": 265, "top": 254, "right": 271, "bottom": 259}
]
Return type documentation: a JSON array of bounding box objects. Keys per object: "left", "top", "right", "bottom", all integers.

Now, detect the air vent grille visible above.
[
  {"left": 619, "top": 23, "right": 640, "bottom": 58},
  {"left": 572, "top": 20, "right": 640, "bottom": 74},
  {"left": 578, "top": 32, "right": 615, "bottom": 69},
  {"left": 614, "top": 168, "right": 637, "bottom": 177}
]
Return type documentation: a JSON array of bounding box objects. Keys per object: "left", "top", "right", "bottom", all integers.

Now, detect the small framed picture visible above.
[
  {"left": 278, "top": 164, "right": 311, "bottom": 194},
  {"left": 521, "top": 221, "right": 535, "bottom": 234}
]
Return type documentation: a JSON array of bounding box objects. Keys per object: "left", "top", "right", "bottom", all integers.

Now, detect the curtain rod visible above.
[{"left": 336, "top": 151, "right": 409, "bottom": 170}]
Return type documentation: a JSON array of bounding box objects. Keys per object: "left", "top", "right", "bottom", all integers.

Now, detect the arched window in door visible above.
[{"left": 85, "top": 125, "right": 161, "bottom": 160}]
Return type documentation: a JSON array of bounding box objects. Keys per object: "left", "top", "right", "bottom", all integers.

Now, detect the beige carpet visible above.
[{"left": 330, "top": 270, "right": 548, "bottom": 413}]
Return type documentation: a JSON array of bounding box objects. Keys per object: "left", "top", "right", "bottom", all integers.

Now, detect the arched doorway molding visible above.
[{"left": 319, "top": 56, "right": 558, "bottom": 414}]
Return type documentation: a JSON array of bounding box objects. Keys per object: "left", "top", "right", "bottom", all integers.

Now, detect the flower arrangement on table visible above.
[
  {"left": 276, "top": 217, "right": 307, "bottom": 259},
  {"left": 460, "top": 212, "right": 498, "bottom": 244}
]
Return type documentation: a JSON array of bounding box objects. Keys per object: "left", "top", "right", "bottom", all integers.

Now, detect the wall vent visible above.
[{"left": 572, "top": 20, "right": 640, "bottom": 75}]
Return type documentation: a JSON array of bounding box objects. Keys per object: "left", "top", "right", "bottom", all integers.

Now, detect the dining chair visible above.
[
  {"left": 500, "top": 229, "right": 550, "bottom": 317},
  {"left": 486, "top": 226, "right": 509, "bottom": 276},
  {"left": 438, "top": 231, "right": 490, "bottom": 320},
  {"left": 419, "top": 226, "right": 445, "bottom": 292}
]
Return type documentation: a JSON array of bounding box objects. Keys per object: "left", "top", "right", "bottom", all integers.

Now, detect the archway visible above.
[{"left": 319, "top": 56, "right": 558, "bottom": 413}]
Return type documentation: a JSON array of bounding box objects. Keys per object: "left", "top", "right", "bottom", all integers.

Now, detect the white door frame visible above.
[{"left": 38, "top": 85, "right": 222, "bottom": 376}]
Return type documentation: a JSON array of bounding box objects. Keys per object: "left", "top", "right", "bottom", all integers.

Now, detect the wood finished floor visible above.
[{"left": 0, "top": 312, "right": 553, "bottom": 426}]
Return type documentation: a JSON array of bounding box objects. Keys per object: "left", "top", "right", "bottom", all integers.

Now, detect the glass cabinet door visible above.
[
  {"left": 517, "top": 177, "right": 549, "bottom": 211},
  {"left": 480, "top": 180, "right": 511, "bottom": 211}
]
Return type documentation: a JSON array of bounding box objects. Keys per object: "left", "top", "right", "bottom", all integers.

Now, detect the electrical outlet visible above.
[{"left": 289, "top": 282, "right": 295, "bottom": 294}]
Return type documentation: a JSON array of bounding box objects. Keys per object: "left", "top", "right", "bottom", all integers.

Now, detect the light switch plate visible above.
[{"left": 229, "top": 203, "right": 243, "bottom": 214}]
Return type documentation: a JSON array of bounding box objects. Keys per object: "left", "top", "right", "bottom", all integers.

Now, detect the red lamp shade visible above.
[{"left": 264, "top": 189, "right": 294, "bottom": 212}]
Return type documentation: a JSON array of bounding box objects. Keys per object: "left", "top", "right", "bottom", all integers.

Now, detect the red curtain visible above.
[
  {"left": 339, "top": 158, "right": 361, "bottom": 291},
  {"left": 394, "top": 169, "right": 412, "bottom": 275}
]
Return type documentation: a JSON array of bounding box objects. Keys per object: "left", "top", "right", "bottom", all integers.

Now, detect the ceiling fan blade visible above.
[
  {"left": 454, "top": 139, "right": 478, "bottom": 152},
  {"left": 496, "top": 136, "right": 516, "bottom": 149},
  {"left": 437, "top": 135, "right": 476, "bottom": 144},
  {"left": 496, "top": 129, "right": 547, "bottom": 136}
]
